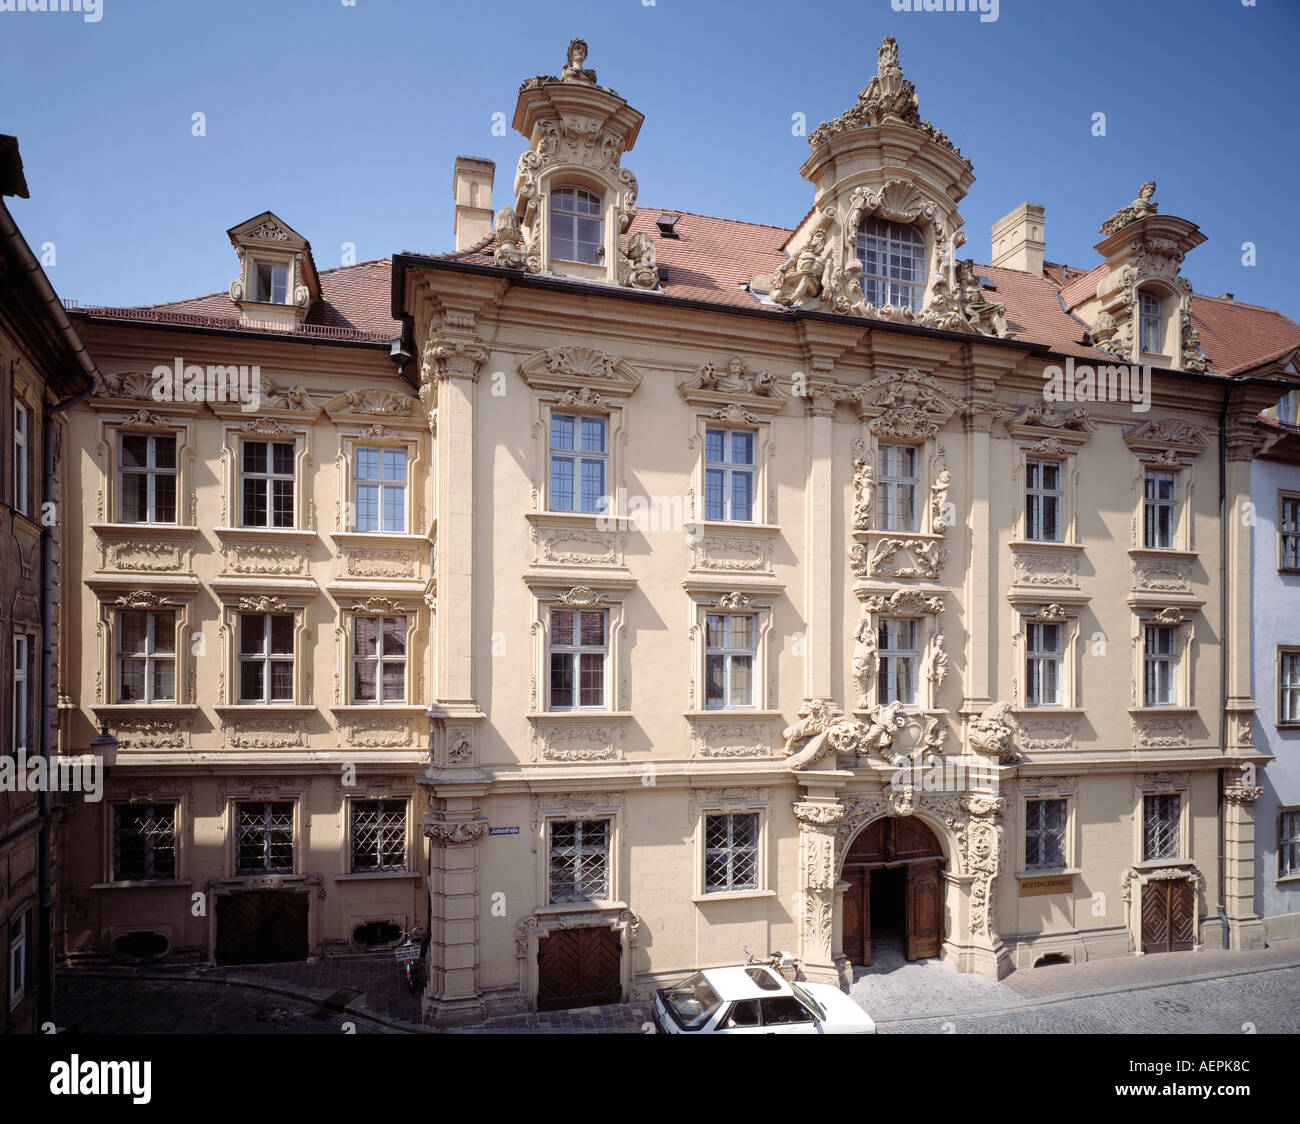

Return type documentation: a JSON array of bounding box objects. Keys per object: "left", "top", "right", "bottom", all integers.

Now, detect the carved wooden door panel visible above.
[
  {"left": 905, "top": 861, "right": 942, "bottom": 961},
  {"left": 537, "top": 926, "right": 622, "bottom": 1011},
  {"left": 843, "top": 869, "right": 871, "bottom": 967},
  {"left": 1142, "top": 879, "right": 1196, "bottom": 954},
  {"left": 215, "top": 890, "right": 309, "bottom": 966}
]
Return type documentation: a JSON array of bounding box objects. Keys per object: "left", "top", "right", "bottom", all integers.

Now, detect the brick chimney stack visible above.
[{"left": 452, "top": 155, "right": 495, "bottom": 252}]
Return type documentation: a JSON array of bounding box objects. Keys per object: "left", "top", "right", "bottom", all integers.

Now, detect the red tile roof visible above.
[{"left": 1189, "top": 293, "right": 1300, "bottom": 376}]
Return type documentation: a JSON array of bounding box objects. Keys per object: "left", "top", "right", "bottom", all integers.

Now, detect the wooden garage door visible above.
[
  {"left": 215, "top": 890, "right": 309, "bottom": 966},
  {"left": 1141, "top": 878, "right": 1196, "bottom": 954},
  {"left": 537, "top": 926, "right": 622, "bottom": 1011}
]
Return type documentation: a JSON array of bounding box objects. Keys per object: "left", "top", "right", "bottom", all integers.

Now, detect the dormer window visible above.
[
  {"left": 1139, "top": 291, "right": 1162, "bottom": 354},
  {"left": 856, "top": 219, "right": 926, "bottom": 312},
  {"left": 254, "top": 261, "right": 289, "bottom": 305},
  {"left": 551, "top": 187, "right": 603, "bottom": 265}
]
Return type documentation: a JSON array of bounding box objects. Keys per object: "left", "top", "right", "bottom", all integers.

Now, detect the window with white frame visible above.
[
  {"left": 1273, "top": 391, "right": 1298, "bottom": 427},
  {"left": 1025, "top": 798, "right": 1067, "bottom": 870},
  {"left": 1143, "top": 625, "right": 1178, "bottom": 706},
  {"left": 236, "top": 801, "right": 294, "bottom": 873},
  {"left": 704, "top": 812, "right": 759, "bottom": 893},
  {"left": 1280, "top": 649, "right": 1300, "bottom": 726},
  {"left": 856, "top": 218, "right": 927, "bottom": 312},
  {"left": 12, "top": 633, "right": 31, "bottom": 752},
  {"left": 238, "top": 613, "right": 294, "bottom": 704},
  {"left": 240, "top": 439, "right": 295, "bottom": 528},
  {"left": 350, "top": 799, "right": 407, "bottom": 873},
  {"left": 548, "top": 608, "right": 606, "bottom": 710},
  {"left": 1142, "top": 793, "right": 1180, "bottom": 861},
  {"left": 548, "top": 818, "right": 610, "bottom": 903},
  {"left": 877, "top": 444, "right": 919, "bottom": 532},
  {"left": 550, "top": 414, "right": 607, "bottom": 514},
  {"left": 550, "top": 186, "right": 603, "bottom": 265},
  {"left": 253, "top": 261, "right": 289, "bottom": 304},
  {"left": 113, "top": 804, "right": 177, "bottom": 881},
  {"left": 704, "top": 428, "right": 755, "bottom": 522},
  {"left": 119, "top": 433, "right": 177, "bottom": 523},
  {"left": 1281, "top": 496, "right": 1300, "bottom": 571},
  {"left": 353, "top": 446, "right": 407, "bottom": 532},
  {"left": 1280, "top": 810, "right": 1300, "bottom": 878},
  {"left": 877, "top": 618, "right": 919, "bottom": 707},
  {"left": 1139, "top": 292, "right": 1162, "bottom": 354},
  {"left": 1025, "top": 459, "right": 1062, "bottom": 542},
  {"left": 353, "top": 616, "right": 406, "bottom": 704},
  {"left": 705, "top": 614, "right": 755, "bottom": 709},
  {"left": 13, "top": 402, "right": 28, "bottom": 517},
  {"left": 1143, "top": 469, "right": 1177, "bottom": 549},
  {"left": 8, "top": 911, "right": 29, "bottom": 1007},
  {"left": 1025, "top": 622, "right": 1063, "bottom": 707},
  {"left": 117, "top": 611, "right": 176, "bottom": 703}
]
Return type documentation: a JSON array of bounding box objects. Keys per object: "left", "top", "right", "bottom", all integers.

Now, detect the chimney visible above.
[
  {"left": 990, "top": 201, "right": 1045, "bottom": 275},
  {"left": 452, "top": 155, "right": 495, "bottom": 251}
]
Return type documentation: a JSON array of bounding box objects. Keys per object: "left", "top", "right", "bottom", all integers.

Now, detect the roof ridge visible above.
[{"left": 1194, "top": 292, "right": 1288, "bottom": 315}]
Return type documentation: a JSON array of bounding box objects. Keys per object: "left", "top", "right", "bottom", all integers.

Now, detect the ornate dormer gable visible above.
[
  {"left": 677, "top": 356, "right": 788, "bottom": 416},
  {"left": 1084, "top": 183, "right": 1208, "bottom": 371},
  {"left": 752, "top": 37, "right": 1005, "bottom": 339},
  {"left": 226, "top": 211, "right": 320, "bottom": 330},
  {"left": 507, "top": 39, "right": 654, "bottom": 289}
]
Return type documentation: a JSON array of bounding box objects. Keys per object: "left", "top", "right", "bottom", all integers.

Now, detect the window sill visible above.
[
  {"left": 692, "top": 888, "right": 776, "bottom": 904},
  {"left": 91, "top": 523, "right": 201, "bottom": 539},
  {"left": 1128, "top": 547, "right": 1198, "bottom": 561},
  {"left": 695, "top": 520, "right": 782, "bottom": 534},
  {"left": 213, "top": 526, "right": 316, "bottom": 544},
  {"left": 527, "top": 711, "right": 633, "bottom": 723},
  {"left": 331, "top": 704, "right": 427, "bottom": 716},
  {"left": 93, "top": 703, "right": 199, "bottom": 714},
  {"left": 214, "top": 704, "right": 316, "bottom": 714},
  {"left": 334, "top": 871, "right": 422, "bottom": 882},
  {"left": 91, "top": 879, "right": 192, "bottom": 891},
  {"left": 1009, "top": 540, "right": 1084, "bottom": 553},
  {"left": 1128, "top": 706, "right": 1197, "bottom": 717},
  {"left": 686, "top": 709, "right": 782, "bottom": 722},
  {"left": 329, "top": 531, "right": 429, "bottom": 547},
  {"left": 1014, "top": 707, "right": 1085, "bottom": 716}
]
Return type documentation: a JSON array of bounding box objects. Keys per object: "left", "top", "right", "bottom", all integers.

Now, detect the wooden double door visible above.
[
  {"left": 536, "top": 926, "right": 622, "bottom": 1011},
  {"left": 842, "top": 817, "right": 944, "bottom": 967},
  {"left": 1141, "top": 878, "right": 1196, "bottom": 954},
  {"left": 215, "top": 890, "right": 309, "bottom": 966}
]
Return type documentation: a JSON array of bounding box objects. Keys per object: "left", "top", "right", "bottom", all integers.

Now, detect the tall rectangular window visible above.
[
  {"left": 1025, "top": 622, "right": 1062, "bottom": 707},
  {"left": 704, "top": 428, "right": 755, "bottom": 522},
  {"left": 549, "top": 187, "right": 603, "bottom": 265},
  {"left": 1280, "top": 650, "right": 1300, "bottom": 726},
  {"left": 238, "top": 613, "right": 294, "bottom": 704},
  {"left": 1281, "top": 497, "right": 1300, "bottom": 570},
  {"left": 1281, "top": 810, "right": 1300, "bottom": 878},
  {"left": 120, "top": 433, "right": 177, "bottom": 523},
  {"left": 241, "top": 440, "right": 295, "bottom": 528},
  {"left": 12, "top": 633, "right": 31, "bottom": 752},
  {"left": 1025, "top": 459, "right": 1062, "bottom": 542},
  {"left": 353, "top": 447, "right": 407, "bottom": 532},
  {"left": 704, "top": 812, "right": 759, "bottom": 893},
  {"left": 1143, "top": 793, "right": 1181, "bottom": 861},
  {"left": 236, "top": 801, "right": 295, "bottom": 874},
  {"left": 13, "top": 403, "right": 28, "bottom": 516},
  {"left": 548, "top": 819, "right": 610, "bottom": 903},
  {"left": 550, "top": 414, "right": 607, "bottom": 514},
  {"left": 1139, "top": 292, "right": 1162, "bottom": 354},
  {"left": 254, "top": 261, "right": 289, "bottom": 304},
  {"left": 113, "top": 804, "right": 177, "bottom": 881},
  {"left": 1143, "top": 469, "right": 1177, "bottom": 549},
  {"left": 704, "top": 614, "right": 755, "bottom": 709},
  {"left": 353, "top": 616, "right": 406, "bottom": 704},
  {"left": 1025, "top": 798, "right": 1067, "bottom": 870},
  {"left": 350, "top": 800, "right": 407, "bottom": 872},
  {"left": 877, "top": 618, "right": 919, "bottom": 707},
  {"left": 549, "top": 609, "right": 606, "bottom": 710},
  {"left": 1143, "top": 625, "right": 1177, "bottom": 706},
  {"left": 877, "top": 444, "right": 918, "bottom": 532},
  {"left": 117, "top": 611, "right": 176, "bottom": 703}
]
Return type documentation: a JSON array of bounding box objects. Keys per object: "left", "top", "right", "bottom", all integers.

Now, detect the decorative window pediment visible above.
[
  {"left": 1005, "top": 402, "right": 1096, "bottom": 446},
  {"left": 1124, "top": 418, "right": 1208, "bottom": 460},
  {"left": 847, "top": 369, "right": 961, "bottom": 440},
  {"left": 678, "top": 356, "right": 788, "bottom": 415},
  {"left": 322, "top": 388, "right": 426, "bottom": 428},
  {"left": 517, "top": 345, "right": 642, "bottom": 400}
]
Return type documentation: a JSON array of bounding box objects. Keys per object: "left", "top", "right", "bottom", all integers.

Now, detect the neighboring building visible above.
[{"left": 0, "top": 135, "right": 97, "bottom": 1032}]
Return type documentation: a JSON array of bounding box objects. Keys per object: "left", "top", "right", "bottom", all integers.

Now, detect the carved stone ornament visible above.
[
  {"left": 517, "top": 346, "right": 642, "bottom": 399},
  {"left": 967, "top": 701, "right": 1021, "bottom": 763},
  {"left": 96, "top": 371, "right": 157, "bottom": 400},
  {"left": 1100, "top": 182, "right": 1158, "bottom": 237},
  {"left": 851, "top": 437, "right": 874, "bottom": 531},
  {"left": 423, "top": 816, "right": 488, "bottom": 845},
  {"left": 113, "top": 590, "right": 180, "bottom": 610},
  {"left": 553, "top": 586, "right": 611, "bottom": 608},
  {"left": 848, "top": 369, "right": 958, "bottom": 439},
  {"left": 678, "top": 356, "right": 788, "bottom": 415},
  {"left": 238, "top": 595, "right": 291, "bottom": 612},
  {"left": 1223, "top": 785, "right": 1263, "bottom": 805}
]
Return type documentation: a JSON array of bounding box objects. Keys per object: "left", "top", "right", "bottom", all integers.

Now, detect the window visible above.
[
  {"left": 240, "top": 440, "right": 295, "bottom": 528},
  {"left": 1025, "top": 798, "right": 1067, "bottom": 870},
  {"left": 1142, "top": 793, "right": 1180, "bottom": 861},
  {"left": 877, "top": 618, "right": 919, "bottom": 706},
  {"left": 877, "top": 444, "right": 919, "bottom": 532},
  {"left": 353, "top": 447, "right": 407, "bottom": 532},
  {"left": 704, "top": 428, "right": 755, "bottom": 522},
  {"left": 1143, "top": 469, "right": 1177, "bottom": 549},
  {"left": 1143, "top": 625, "right": 1178, "bottom": 706},
  {"left": 13, "top": 403, "right": 28, "bottom": 516},
  {"left": 1281, "top": 496, "right": 1300, "bottom": 570},
  {"left": 548, "top": 819, "right": 610, "bottom": 903},
  {"left": 1281, "top": 810, "right": 1300, "bottom": 878},
  {"left": 1280, "top": 650, "right": 1300, "bottom": 726},
  {"left": 117, "top": 611, "right": 176, "bottom": 703},
  {"left": 236, "top": 801, "right": 294, "bottom": 873},
  {"left": 856, "top": 218, "right": 927, "bottom": 312},
  {"left": 1139, "top": 292, "right": 1162, "bottom": 354},
  {"left": 8, "top": 911, "right": 29, "bottom": 1007},
  {"left": 760, "top": 996, "right": 815, "bottom": 1026},
  {"left": 704, "top": 812, "right": 759, "bottom": 893},
  {"left": 550, "top": 186, "right": 602, "bottom": 265},
  {"left": 12, "top": 633, "right": 31, "bottom": 752},
  {"left": 353, "top": 617, "right": 406, "bottom": 704},
  {"left": 254, "top": 261, "right": 289, "bottom": 304},
  {"left": 1025, "top": 459, "right": 1062, "bottom": 542},
  {"left": 119, "top": 434, "right": 177, "bottom": 523},
  {"left": 550, "top": 414, "right": 607, "bottom": 514},
  {"left": 238, "top": 613, "right": 294, "bottom": 704},
  {"left": 350, "top": 800, "right": 407, "bottom": 872},
  {"left": 548, "top": 609, "right": 606, "bottom": 710},
  {"left": 1274, "top": 391, "right": 1298, "bottom": 427},
  {"left": 1025, "top": 622, "right": 1062, "bottom": 707},
  {"left": 113, "top": 804, "right": 177, "bottom": 880},
  {"left": 705, "top": 614, "right": 755, "bottom": 709}
]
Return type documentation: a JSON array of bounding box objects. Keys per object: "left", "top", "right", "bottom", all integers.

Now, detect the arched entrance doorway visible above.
[{"left": 842, "top": 817, "right": 944, "bottom": 967}]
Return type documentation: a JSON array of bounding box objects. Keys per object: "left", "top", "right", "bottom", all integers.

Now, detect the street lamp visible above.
[{"left": 90, "top": 723, "right": 118, "bottom": 773}]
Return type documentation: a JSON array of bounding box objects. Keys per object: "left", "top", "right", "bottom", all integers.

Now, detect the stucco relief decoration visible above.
[
  {"left": 220, "top": 718, "right": 305, "bottom": 749},
  {"left": 95, "top": 371, "right": 157, "bottom": 400},
  {"left": 114, "top": 591, "right": 179, "bottom": 610},
  {"left": 679, "top": 356, "right": 787, "bottom": 413},
  {"left": 851, "top": 437, "right": 874, "bottom": 531},
  {"left": 239, "top": 595, "right": 291, "bottom": 612},
  {"left": 494, "top": 205, "right": 526, "bottom": 269},
  {"left": 554, "top": 586, "right": 610, "bottom": 609},
  {"left": 106, "top": 541, "right": 183, "bottom": 572},
  {"left": 423, "top": 816, "right": 488, "bottom": 845},
  {"left": 326, "top": 387, "right": 419, "bottom": 418},
  {"left": 850, "top": 369, "right": 956, "bottom": 440},
  {"left": 1099, "top": 182, "right": 1158, "bottom": 237},
  {"left": 518, "top": 346, "right": 642, "bottom": 399},
  {"left": 967, "top": 701, "right": 1021, "bottom": 763},
  {"left": 855, "top": 536, "right": 946, "bottom": 581},
  {"left": 851, "top": 605, "right": 877, "bottom": 707}
]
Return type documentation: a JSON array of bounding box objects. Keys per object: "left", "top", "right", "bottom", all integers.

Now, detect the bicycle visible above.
[{"left": 394, "top": 926, "right": 425, "bottom": 994}]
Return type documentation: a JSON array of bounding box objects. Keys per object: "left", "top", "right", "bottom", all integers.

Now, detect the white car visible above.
[{"left": 653, "top": 964, "right": 876, "bottom": 1034}]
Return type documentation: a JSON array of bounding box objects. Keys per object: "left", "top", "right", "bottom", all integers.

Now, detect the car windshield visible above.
[
  {"left": 790, "top": 982, "right": 826, "bottom": 1021},
  {"left": 661, "top": 973, "right": 723, "bottom": 1031}
]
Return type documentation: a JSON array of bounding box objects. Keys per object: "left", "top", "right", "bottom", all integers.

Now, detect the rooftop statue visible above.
[
  {"left": 1099, "top": 181, "right": 1158, "bottom": 236},
  {"left": 561, "top": 37, "right": 597, "bottom": 84}
]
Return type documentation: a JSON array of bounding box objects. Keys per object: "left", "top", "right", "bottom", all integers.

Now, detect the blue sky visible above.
[{"left": 2, "top": 0, "right": 1298, "bottom": 317}]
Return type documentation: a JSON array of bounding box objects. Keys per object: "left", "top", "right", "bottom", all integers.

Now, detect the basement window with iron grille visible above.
[
  {"left": 113, "top": 804, "right": 177, "bottom": 881},
  {"left": 236, "top": 801, "right": 295, "bottom": 874},
  {"left": 548, "top": 819, "right": 610, "bottom": 904},
  {"left": 703, "top": 812, "right": 759, "bottom": 894},
  {"left": 351, "top": 800, "right": 407, "bottom": 872}
]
